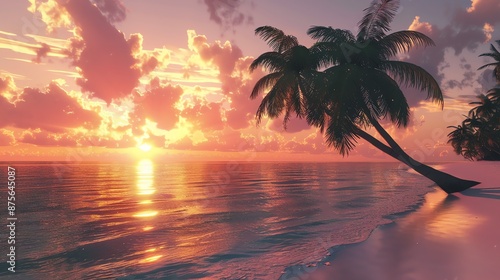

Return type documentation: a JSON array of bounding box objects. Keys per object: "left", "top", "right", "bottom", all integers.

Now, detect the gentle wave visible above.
[{"left": 0, "top": 161, "right": 433, "bottom": 279}]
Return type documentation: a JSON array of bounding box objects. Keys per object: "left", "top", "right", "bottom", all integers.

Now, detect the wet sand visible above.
[{"left": 303, "top": 161, "right": 500, "bottom": 280}]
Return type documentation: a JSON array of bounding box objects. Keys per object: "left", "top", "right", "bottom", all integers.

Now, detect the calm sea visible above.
[{"left": 0, "top": 161, "right": 433, "bottom": 279}]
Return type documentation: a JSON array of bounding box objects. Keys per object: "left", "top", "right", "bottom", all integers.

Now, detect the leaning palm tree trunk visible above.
[{"left": 359, "top": 117, "right": 480, "bottom": 193}]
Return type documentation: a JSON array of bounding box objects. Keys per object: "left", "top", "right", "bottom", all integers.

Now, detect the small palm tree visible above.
[
  {"left": 448, "top": 121, "right": 478, "bottom": 160},
  {"left": 448, "top": 95, "right": 500, "bottom": 161},
  {"left": 249, "top": 26, "right": 324, "bottom": 128},
  {"left": 449, "top": 38, "right": 500, "bottom": 161},
  {"left": 250, "top": 0, "right": 479, "bottom": 193},
  {"left": 478, "top": 40, "right": 500, "bottom": 84}
]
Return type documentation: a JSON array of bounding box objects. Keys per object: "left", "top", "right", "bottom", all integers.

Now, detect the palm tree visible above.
[
  {"left": 478, "top": 40, "right": 500, "bottom": 84},
  {"left": 250, "top": 0, "right": 479, "bottom": 193},
  {"left": 448, "top": 121, "right": 478, "bottom": 160},
  {"left": 448, "top": 94, "right": 500, "bottom": 161},
  {"left": 249, "top": 26, "right": 325, "bottom": 129}
]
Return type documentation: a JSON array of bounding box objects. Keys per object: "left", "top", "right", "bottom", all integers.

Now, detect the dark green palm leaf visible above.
[
  {"left": 361, "top": 69, "right": 410, "bottom": 126},
  {"left": 250, "top": 72, "right": 283, "bottom": 99},
  {"left": 380, "top": 60, "right": 444, "bottom": 108},
  {"left": 325, "top": 116, "right": 360, "bottom": 156},
  {"left": 255, "top": 74, "right": 294, "bottom": 123},
  {"left": 255, "top": 26, "right": 298, "bottom": 53},
  {"left": 250, "top": 52, "right": 285, "bottom": 73},
  {"left": 307, "top": 26, "right": 356, "bottom": 43},
  {"left": 477, "top": 62, "right": 499, "bottom": 70},
  {"left": 378, "top": 30, "right": 435, "bottom": 58},
  {"left": 357, "top": 0, "right": 400, "bottom": 41}
]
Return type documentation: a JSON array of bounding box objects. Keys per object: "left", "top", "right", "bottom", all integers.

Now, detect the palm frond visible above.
[
  {"left": 378, "top": 30, "right": 434, "bottom": 58},
  {"left": 249, "top": 52, "right": 285, "bottom": 73},
  {"left": 250, "top": 72, "right": 283, "bottom": 99},
  {"left": 255, "top": 26, "right": 298, "bottom": 53},
  {"left": 309, "top": 41, "right": 351, "bottom": 67},
  {"left": 255, "top": 75, "right": 291, "bottom": 124},
  {"left": 307, "top": 26, "right": 355, "bottom": 43},
  {"left": 489, "top": 42, "right": 500, "bottom": 56},
  {"left": 325, "top": 117, "right": 360, "bottom": 156},
  {"left": 380, "top": 60, "right": 443, "bottom": 108},
  {"left": 477, "top": 62, "right": 499, "bottom": 71},
  {"left": 478, "top": 53, "right": 500, "bottom": 60},
  {"left": 486, "top": 87, "right": 500, "bottom": 102},
  {"left": 357, "top": 0, "right": 400, "bottom": 41},
  {"left": 361, "top": 69, "right": 410, "bottom": 127}
]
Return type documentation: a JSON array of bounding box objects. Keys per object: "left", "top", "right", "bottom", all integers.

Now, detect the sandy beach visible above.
[{"left": 299, "top": 161, "right": 500, "bottom": 280}]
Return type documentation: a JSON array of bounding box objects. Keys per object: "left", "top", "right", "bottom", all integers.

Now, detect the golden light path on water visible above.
[{"left": 134, "top": 159, "right": 162, "bottom": 264}]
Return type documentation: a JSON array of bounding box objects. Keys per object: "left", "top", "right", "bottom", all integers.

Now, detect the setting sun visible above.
[{"left": 138, "top": 143, "right": 152, "bottom": 152}]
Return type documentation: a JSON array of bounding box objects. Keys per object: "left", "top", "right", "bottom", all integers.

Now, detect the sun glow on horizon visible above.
[{"left": 138, "top": 143, "right": 152, "bottom": 152}]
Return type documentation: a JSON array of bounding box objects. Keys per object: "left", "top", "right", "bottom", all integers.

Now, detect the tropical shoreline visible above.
[{"left": 294, "top": 161, "right": 500, "bottom": 280}]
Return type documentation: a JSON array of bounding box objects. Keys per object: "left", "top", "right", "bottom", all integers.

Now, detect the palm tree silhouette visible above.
[
  {"left": 448, "top": 121, "right": 478, "bottom": 160},
  {"left": 250, "top": 0, "right": 480, "bottom": 193},
  {"left": 478, "top": 40, "right": 500, "bottom": 84},
  {"left": 448, "top": 37, "right": 500, "bottom": 161},
  {"left": 448, "top": 95, "right": 500, "bottom": 161},
  {"left": 250, "top": 26, "right": 324, "bottom": 129}
]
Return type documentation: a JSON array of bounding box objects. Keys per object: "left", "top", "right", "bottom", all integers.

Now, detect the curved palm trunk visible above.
[{"left": 356, "top": 120, "right": 480, "bottom": 194}]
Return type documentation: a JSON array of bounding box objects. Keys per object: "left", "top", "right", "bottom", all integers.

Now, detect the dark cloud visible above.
[
  {"left": 403, "top": 5, "right": 493, "bottom": 108},
  {"left": 91, "top": 0, "right": 127, "bottom": 23},
  {"left": 202, "top": 0, "right": 253, "bottom": 31},
  {"left": 453, "top": 0, "right": 500, "bottom": 28},
  {"left": 32, "top": 43, "right": 51, "bottom": 63}
]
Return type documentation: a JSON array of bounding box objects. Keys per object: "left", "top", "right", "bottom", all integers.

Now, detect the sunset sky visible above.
[{"left": 0, "top": 0, "right": 499, "bottom": 162}]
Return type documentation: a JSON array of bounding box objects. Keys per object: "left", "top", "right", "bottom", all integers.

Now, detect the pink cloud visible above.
[
  {"left": 129, "top": 79, "right": 183, "bottom": 134},
  {"left": 188, "top": 30, "right": 243, "bottom": 77},
  {"left": 143, "top": 132, "right": 166, "bottom": 148},
  {"left": 0, "top": 82, "right": 101, "bottom": 132},
  {"left": 269, "top": 116, "right": 311, "bottom": 133},
  {"left": 284, "top": 132, "right": 327, "bottom": 154},
  {"left": 181, "top": 97, "right": 225, "bottom": 131},
  {"left": 455, "top": 0, "right": 500, "bottom": 27},
  {"left": 20, "top": 130, "right": 78, "bottom": 146},
  {"left": 187, "top": 32, "right": 262, "bottom": 130},
  {"left": 79, "top": 134, "right": 136, "bottom": 148},
  {"left": 60, "top": 0, "right": 142, "bottom": 104},
  {"left": 402, "top": 14, "right": 490, "bottom": 109}
]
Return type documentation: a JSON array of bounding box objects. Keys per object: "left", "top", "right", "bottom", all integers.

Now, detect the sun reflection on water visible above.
[
  {"left": 139, "top": 255, "right": 163, "bottom": 264},
  {"left": 136, "top": 159, "right": 156, "bottom": 195},
  {"left": 399, "top": 190, "right": 485, "bottom": 240},
  {"left": 133, "top": 210, "right": 159, "bottom": 218},
  {"left": 134, "top": 159, "right": 158, "bottom": 239}
]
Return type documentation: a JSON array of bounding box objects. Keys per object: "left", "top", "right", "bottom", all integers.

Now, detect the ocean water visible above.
[{"left": 0, "top": 161, "right": 433, "bottom": 279}]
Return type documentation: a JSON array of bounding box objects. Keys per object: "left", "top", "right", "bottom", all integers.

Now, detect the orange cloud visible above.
[
  {"left": 20, "top": 130, "right": 78, "bottom": 146},
  {"left": 129, "top": 79, "right": 183, "bottom": 134},
  {"left": 460, "top": 0, "right": 500, "bottom": 26},
  {"left": 180, "top": 96, "right": 225, "bottom": 131},
  {"left": 0, "top": 130, "right": 15, "bottom": 146}
]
